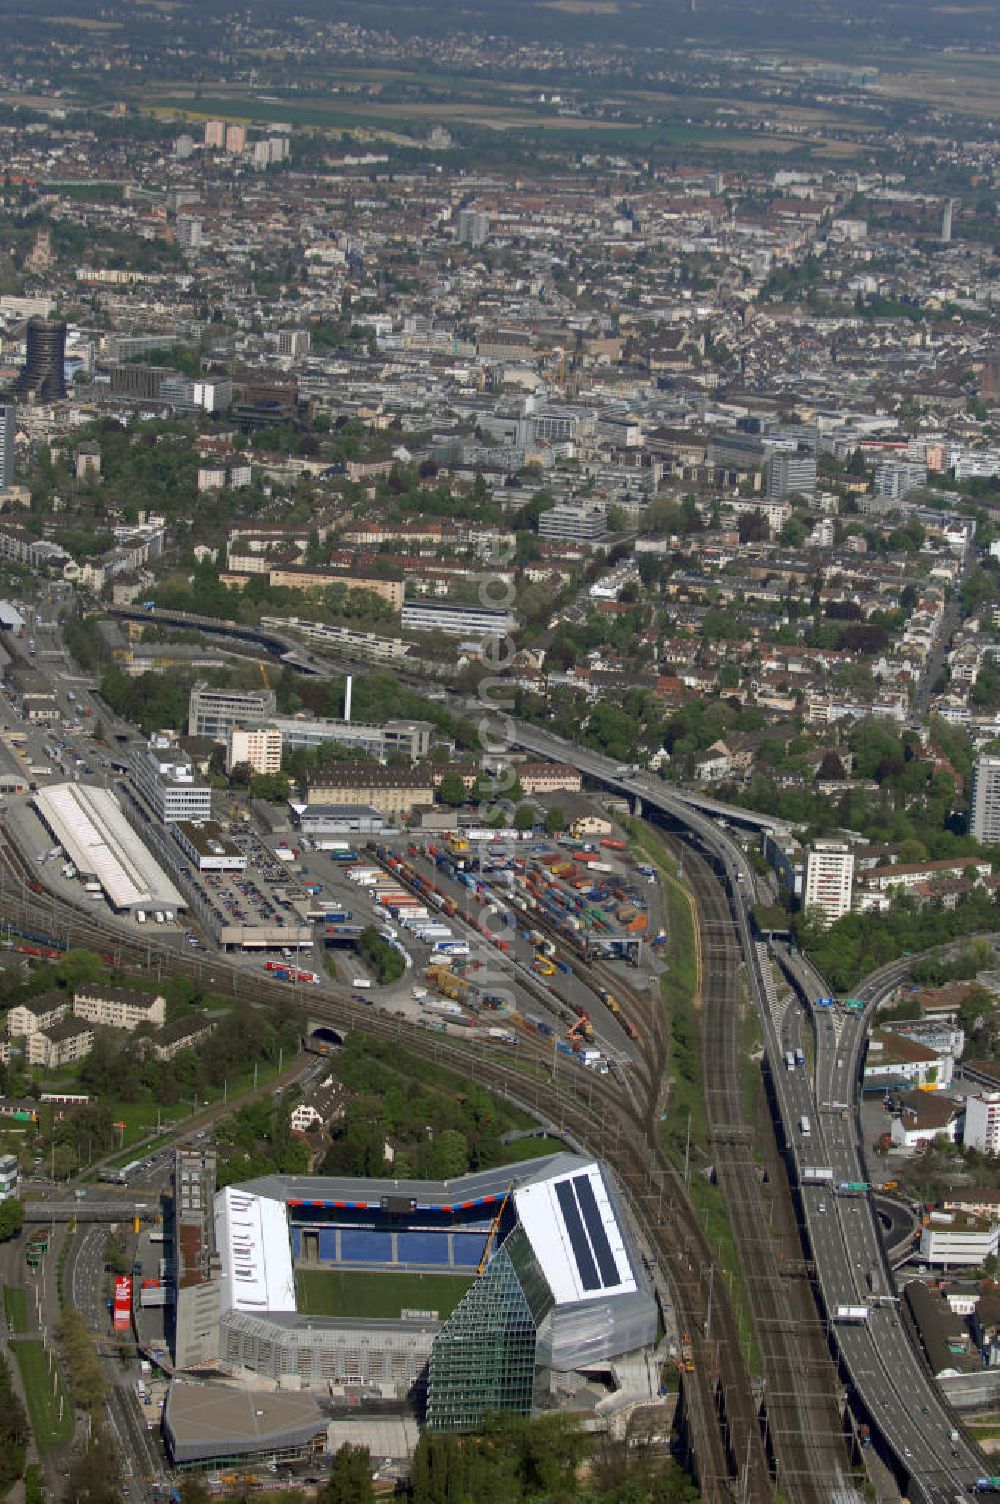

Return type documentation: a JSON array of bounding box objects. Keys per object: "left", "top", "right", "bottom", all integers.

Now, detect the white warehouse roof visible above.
[
  {"left": 514, "top": 1160, "right": 637, "bottom": 1306},
  {"left": 33, "top": 783, "right": 184, "bottom": 913},
  {"left": 215, "top": 1187, "right": 296, "bottom": 1316}
]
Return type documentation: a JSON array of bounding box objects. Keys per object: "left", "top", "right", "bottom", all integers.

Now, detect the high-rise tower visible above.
[{"left": 17, "top": 317, "right": 67, "bottom": 401}]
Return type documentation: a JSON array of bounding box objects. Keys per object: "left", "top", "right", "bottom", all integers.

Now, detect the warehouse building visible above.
[{"left": 33, "top": 783, "right": 185, "bottom": 916}]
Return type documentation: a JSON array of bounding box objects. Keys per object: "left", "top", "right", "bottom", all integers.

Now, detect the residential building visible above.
[
  {"left": 227, "top": 726, "right": 282, "bottom": 776},
  {"left": 204, "top": 120, "right": 225, "bottom": 148},
  {"left": 964, "top": 1092, "right": 1000, "bottom": 1156},
  {"left": 0, "top": 1153, "right": 18, "bottom": 1200},
  {"left": 457, "top": 208, "right": 489, "bottom": 246},
  {"left": 27, "top": 1017, "right": 94, "bottom": 1069},
  {"left": 7, "top": 993, "right": 69, "bottom": 1037},
  {"left": 305, "top": 762, "right": 434, "bottom": 817},
  {"left": 151, "top": 1015, "right": 216, "bottom": 1063},
  {"left": 130, "top": 737, "right": 212, "bottom": 824},
  {"left": 515, "top": 762, "right": 583, "bottom": 796},
  {"left": 72, "top": 986, "right": 166, "bottom": 1032},
  {"left": 970, "top": 754, "right": 1000, "bottom": 845},
  {"left": 400, "top": 600, "right": 517, "bottom": 639},
  {"left": 890, "top": 1091, "right": 963, "bottom": 1150},
  {"left": 0, "top": 402, "right": 15, "bottom": 491},
  {"left": 188, "top": 683, "right": 277, "bottom": 740},
  {"left": 803, "top": 840, "right": 854, "bottom": 926}
]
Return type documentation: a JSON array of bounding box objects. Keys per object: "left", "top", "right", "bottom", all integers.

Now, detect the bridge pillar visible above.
[{"left": 632, "top": 796, "right": 643, "bottom": 819}]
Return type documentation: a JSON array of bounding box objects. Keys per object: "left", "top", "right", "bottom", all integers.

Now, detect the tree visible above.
[
  {"left": 0, "top": 1198, "right": 23, "bottom": 1241},
  {"left": 62, "top": 1433, "right": 122, "bottom": 1504},
  {"left": 321, "top": 1443, "right": 374, "bottom": 1504},
  {"left": 437, "top": 770, "right": 467, "bottom": 807},
  {"left": 513, "top": 803, "right": 535, "bottom": 832},
  {"left": 544, "top": 805, "right": 566, "bottom": 835}
]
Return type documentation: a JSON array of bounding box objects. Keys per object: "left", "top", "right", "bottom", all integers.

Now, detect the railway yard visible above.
[{"left": 0, "top": 626, "right": 990, "bottom": 1504}]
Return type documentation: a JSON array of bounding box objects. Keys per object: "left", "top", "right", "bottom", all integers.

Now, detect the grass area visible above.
[
  {"left": 491, "top": 1135, "right": 568, "bottom": 1166},
  {"left": 101, "top": 1055, "right": 293, "bottom": 1163},
  {"left": 9, "top": 1340, "right": 72, "bottom": 1453},
  {"left": 296, "top": 1268, "right": 473, "bottom": 1321},
  {"left": 3, "top": 1285, "right": 28, "bottom": 1334}
]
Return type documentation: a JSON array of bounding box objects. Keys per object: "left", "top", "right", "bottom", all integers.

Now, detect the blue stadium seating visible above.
[
  {"left": 397, "top": 1232, "right": 450, "bottom": 1266},
  {"left": 290, "top": 1228, "right": 302, "bottom": 1258},
  {"left": 317, "top": 1229, "right": 340, "bottom": 1263},
  {"left": 452, "top": 1235, "right": 489, "bottom": 1266},
  {"left": 340, "top": 1230, "right": 393, "bottom": 1264}
]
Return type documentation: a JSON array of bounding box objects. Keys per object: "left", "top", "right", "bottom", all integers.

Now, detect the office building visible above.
[
  {"left": 0, "top": 402, "right": 14, "bottom": 491},
  {"left": 919, "top": 1212, "right": 998, "bottom": 1268},
  {"left": 188, "top": 683, "right": 277, "bottom": 740},
  {"left": 964, "top": 1093, "right": 1000, "bottom": 1156},
  {"left": 131, "top": 736, "right": 212, "bottom": 825},
  {"left": 803, "top": 839, "right": 854, "bottom": 926},
  {"left": 767, "top": 452, "right": 817, "bottom": 501},
  {"left": 970, "top": 755, "right": 1000, "bottom": 845},
  {"left": 538, "top": 504, "right": 608, "bottom": 543},
  {"left": 227, "top": 725, "right": 282, "bottom": 776},
  {"left": 17, "top": 317, "right": 67, "bottom": 402}
]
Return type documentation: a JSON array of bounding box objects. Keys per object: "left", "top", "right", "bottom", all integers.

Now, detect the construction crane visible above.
[
  {"left": 258, "top": 660, "right": 270, "bottom": 688},
  {"left": 477, "top": 1183, "right": 514, "bottom": 1274}
]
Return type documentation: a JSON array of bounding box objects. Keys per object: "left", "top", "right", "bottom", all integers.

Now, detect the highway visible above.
[{"left": 506, "top": 723, "right": 986, "bottom": 1503}]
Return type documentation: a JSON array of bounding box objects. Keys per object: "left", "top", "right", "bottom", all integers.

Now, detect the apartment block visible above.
[
  {"left": 227, "top": 725, "right": 282, "bottom": 776},
  {"left": 970, "top": 754, "right": 1000, "bottom": 845},
  {"left": 72, "top": 986, "right": 166, "bottom": 1032},
  {"left": 803, "top": 839, "right": 854, "bottom": 926}
]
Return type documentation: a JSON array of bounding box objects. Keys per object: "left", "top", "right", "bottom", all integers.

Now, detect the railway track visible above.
[
  {"left": 0, "top": 830, "right": 770, "bottom": 1502},
  {"left": 671, "top": 831, "right": 853, "bottom": 1504}
]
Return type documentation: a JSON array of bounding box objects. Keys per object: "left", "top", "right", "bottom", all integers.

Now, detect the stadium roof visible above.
[
  {"left": 215, "top": 1187, "right": 296, "bottom": 1316},
  {"left": 514, "top": 1160, "right": 637, "bottom": 1306},
  {"left": 163, "top": 1381, "right": 324, "bottom": 1464},
  {"left": 33, "top": 783, "right": 183, "bottom": 913},
  {"left": 238, "top": 1153, "right": 582, "bottom": 1210}
]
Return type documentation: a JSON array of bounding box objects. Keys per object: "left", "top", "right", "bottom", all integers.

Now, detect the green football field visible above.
[{"left": 296, "top": 1268, "right": 474, "bottom": 1321}]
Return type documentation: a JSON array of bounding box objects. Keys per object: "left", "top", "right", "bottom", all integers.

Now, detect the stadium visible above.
[{"left": 170, "top": 1148, "right": 658, "bottom": 1437}]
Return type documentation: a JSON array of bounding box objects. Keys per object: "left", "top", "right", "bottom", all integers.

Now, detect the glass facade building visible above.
[{"left": 426, "top": 1228, "right": 554, "bottom": 1431}]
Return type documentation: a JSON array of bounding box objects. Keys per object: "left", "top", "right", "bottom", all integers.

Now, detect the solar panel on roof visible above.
[
  {"left": 572, "top": 1173, "right": 620, "bottom": 1287},
  {"left": 554, "top": 1178, "right": 600, "bottom": 1291}
]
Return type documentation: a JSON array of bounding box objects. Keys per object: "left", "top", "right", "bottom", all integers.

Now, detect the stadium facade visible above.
[{"left": 170, "top": 1148, "right": 657, "bottom": 1434}]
